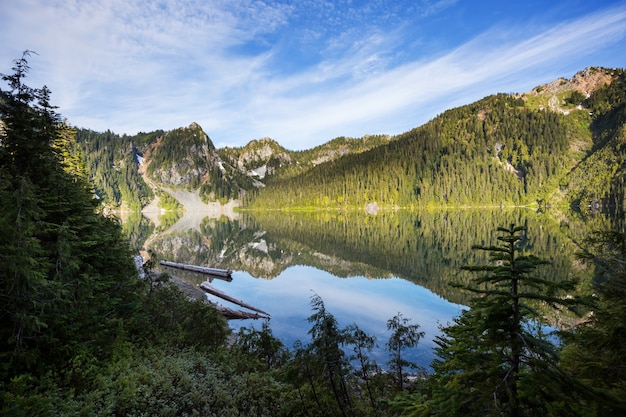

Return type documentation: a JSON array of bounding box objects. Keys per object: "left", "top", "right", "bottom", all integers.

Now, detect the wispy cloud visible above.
[
  {"left": 241, "top": 4, "right": 626, "bottom": 148},
  {"left": 1, "top": 1, "right": 625, "bottom": 150},
  {"left": 419, "top": 0, "right": 458, "bottom": 17}
]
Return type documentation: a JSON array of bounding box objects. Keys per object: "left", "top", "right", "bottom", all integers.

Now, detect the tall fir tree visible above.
[
  {"left": 0, "top": 52, "right": 142, "bottom": 378},
  {"left": 425, "top": 224, "right": 583, "bottom": 417}
]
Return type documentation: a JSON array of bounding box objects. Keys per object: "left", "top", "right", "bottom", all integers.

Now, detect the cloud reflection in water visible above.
[{"left": 208, "top": 265, "right": 465, "bottom": 368}]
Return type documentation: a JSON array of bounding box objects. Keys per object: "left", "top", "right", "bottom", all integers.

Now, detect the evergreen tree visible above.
[
  {"left": 0, "top": 52, "right": 142, "bottom": 378},
  {"left": 426, "top": 224, "right": 583, "bottom": 417},
  {"left": 343, "top": 323, "right": 381, "bottom": 415},
  {"left": 233, "top": 321, "right": 288, "bottom": 371},
  {"left": 307, "top": 293, "right": 354, "bottom": 417},
  {"left": 385, "top": 312, "right": 424, "bottom": 392},
  {"left": 560, "top": 230, "right": 626, "bottom": 416}
]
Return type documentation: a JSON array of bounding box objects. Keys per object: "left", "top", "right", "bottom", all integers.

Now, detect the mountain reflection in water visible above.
[{"left": 122, "top": 207, "right": 604, "bottom": 368}]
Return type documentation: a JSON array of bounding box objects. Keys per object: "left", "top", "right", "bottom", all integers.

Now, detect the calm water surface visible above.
[
  {"left": 126, "top": 208, "right": 603, "bottom": 369},
  {"left": 209, "top": 265, "right": 464, "bottom": 367}
]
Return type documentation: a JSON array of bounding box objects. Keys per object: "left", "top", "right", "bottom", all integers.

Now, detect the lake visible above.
[{"left": 122, "top": 207, "right": 606, "bottom": 368}]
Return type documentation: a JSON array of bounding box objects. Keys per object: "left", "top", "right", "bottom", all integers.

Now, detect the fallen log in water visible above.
[
  {"left": 160, "top": 260, "right": 232, "bottom": 279},
  {"left": 208, "top": 301, "right": 270, "bottom": 320},
  {"left": 200, "top": 281, "right": 270, "bottom": 317}
]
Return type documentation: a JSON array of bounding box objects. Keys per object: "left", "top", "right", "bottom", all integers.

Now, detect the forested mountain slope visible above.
[
  {"left": 248, "top": 67, "right": 626, "bottom": 211},
  {"left": 77, "top": 125, "right": 389, "bottom": 209},
  {"left": 76, "top": 66, "right": 626, "bottom": 212},
  {"left": 77, "top": 128, "right": 161, "bottom": 210},
  {"left": 78, "top": 123, "right": 241, "bottom": 207}
]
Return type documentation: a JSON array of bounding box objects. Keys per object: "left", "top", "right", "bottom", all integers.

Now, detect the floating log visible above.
[
  {"left": 160, "top": 260, "right": 232, "bottom": 279},
  {"left": 200, "top": 281, "right": 270, "bottom": 317},
  {"left": 208, "top": 301, "right": 269, "bottom": 320}
]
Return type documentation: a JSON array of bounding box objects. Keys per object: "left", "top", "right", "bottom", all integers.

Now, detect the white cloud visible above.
[
  {"left": 419, "top": 0, "right": 458, "bottom": 17},
  {"left": 238, "top": 4, "right": 626, "bottom": 149},
  {"left": 1, "top": 1, "right": 625, "bottom": 149}
]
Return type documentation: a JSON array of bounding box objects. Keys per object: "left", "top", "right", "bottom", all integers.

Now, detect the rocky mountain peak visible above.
[
  {"left": 237, "top": 137, "right": 293, "bottom": 172},
  {"left": 529, "top": 67, "right": 614, "bottom": 97},
  {"left": 569, "top": 67, "right": 614, "bottom": 95},
  {"left": 142, "top": 122, "right": 221, "bottom": 187}
]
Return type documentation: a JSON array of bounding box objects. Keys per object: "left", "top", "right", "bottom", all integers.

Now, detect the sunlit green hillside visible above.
[
  {"left": 76, "top": 67, "right": 626, "bottom": 214},
  {"left": 247, "top": 68, "right": 626, "bottom": 211}
]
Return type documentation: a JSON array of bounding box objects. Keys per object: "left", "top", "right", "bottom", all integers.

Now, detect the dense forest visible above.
[
  {"left": 2, "top": 55, "right": 626, "bottom": 416},
  {"left": 77, "top": 128, "right": 393, "bottom": 209},
  {"left": 249, "top": 94, "right": 556, "bottom": 207},
  {"left": 73, "top": 67, "right": 626, "bottom": 216},
  {"left": 76, "top": 128, "right": 160, "bottom": 210},
  {"left": 246, "top": 72, "right": 625, "bottom": 210}
]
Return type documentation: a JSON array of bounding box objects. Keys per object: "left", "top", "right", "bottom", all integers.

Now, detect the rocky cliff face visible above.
[
  {"left": 238, "top": 138, "right": 292, "bottom": 169},
  {"left": 221, "top": 137, "right": 294, "bottom": 181},
  {"left": 568, "top": 67, "right": 614, "bottom": 95},
  {"left": 525, "top": 67, "right": 615, "bottom": 112},
  {"left": 119, "top": 122, "right": 395, "bottom": 206}
]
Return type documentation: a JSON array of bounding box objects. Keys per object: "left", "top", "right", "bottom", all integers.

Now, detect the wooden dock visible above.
[{"left": 160, "top": 260, "right": 232, "bottom": 279}]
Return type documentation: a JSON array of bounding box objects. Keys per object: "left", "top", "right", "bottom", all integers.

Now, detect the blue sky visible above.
[{"left": 2, "top": 0, "right": 626, "bottom": 150}]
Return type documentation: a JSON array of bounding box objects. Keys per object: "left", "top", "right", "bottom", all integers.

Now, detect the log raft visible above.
[{"left": 160, "top": 260, "right": 232, "bottom": 279}]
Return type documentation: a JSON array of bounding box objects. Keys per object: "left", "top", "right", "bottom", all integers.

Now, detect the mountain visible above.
[
  {"left": 143, "top": 122, "right": 218, "bottom": 187},
  {"left": 77, "top": 125, "right": 392, "bottom": 210},
  {"left": 248, "top": 66, "right": 626, "bottom": 211},
  {"left": 76, "top": 128, "right": 161, "bottom": 210},
  {"left": 218, "top": 137, "right": 295, "bottom": 187},
  {"left": 140, "top": 122, "right": 244, "bottom": 204},
  {"left": 77, "top": 66, "right": 626, "bottom": 214}
]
